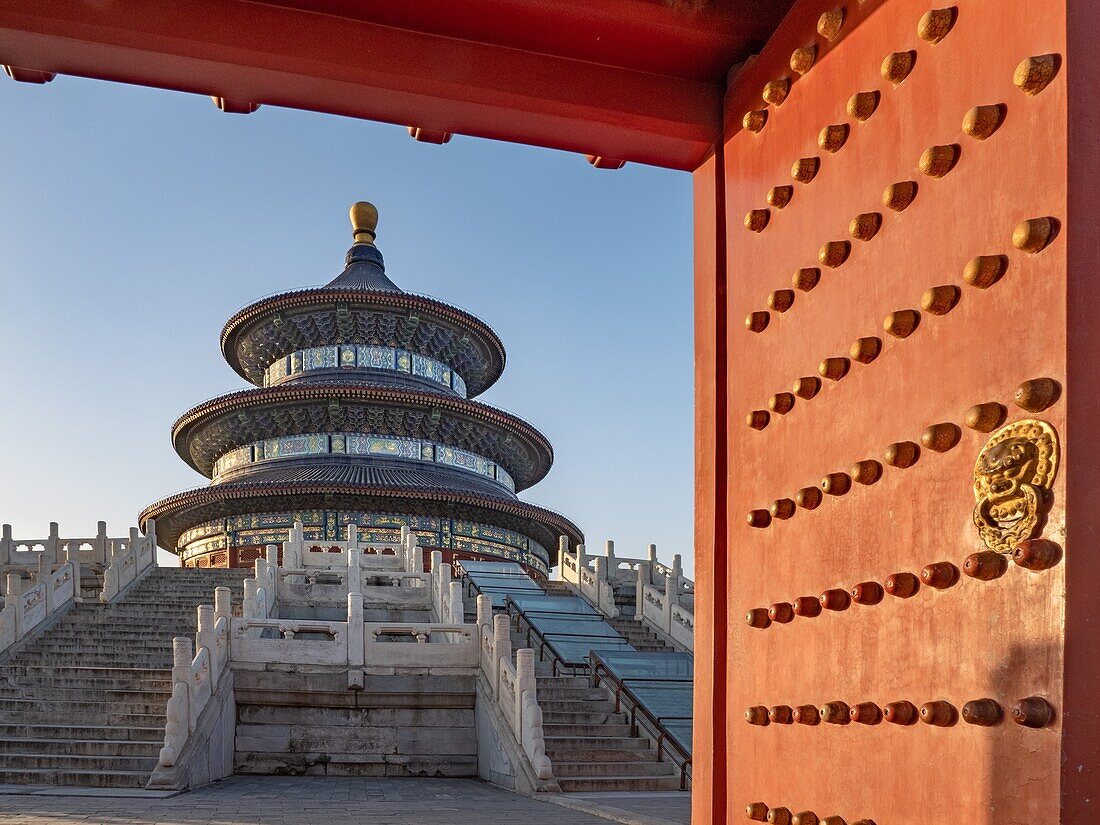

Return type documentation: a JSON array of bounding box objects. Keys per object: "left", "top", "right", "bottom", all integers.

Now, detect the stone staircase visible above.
[
  {"left": 606, "top": 616, "right": 677, "bottom": 653},
  {"left": 505, "top": 619, "right": 681, "bottom": 793},
  {"left": 610, "top": 580, "right": 638, "bottom": 618},
  {"left": 540, "top": 579, "right": 575, "bottom": 598},
  {"left": 0, "top": 566, "right": 250, "bottom": 788},
  {"left": 537, "top": 674, "right": 681, "bottom": 792}
]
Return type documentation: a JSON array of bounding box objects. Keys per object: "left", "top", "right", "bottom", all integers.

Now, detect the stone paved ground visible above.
[
  {"left": 0, "top": 776, "right": 627, "bottom": 825},
  {"left": 544, "top": 791, "right": 691, "bottom": 825}
]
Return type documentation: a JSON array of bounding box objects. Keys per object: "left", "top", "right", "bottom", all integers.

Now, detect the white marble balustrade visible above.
[
  {"left": 100, "top": 522, "right": 158, "bottom": 602},
  {"left": 225, "top": 526, "right": 478, "bottom": 670},
  {"left": 476, "top": 595, "right": 552, "bottom": 781},
  {"left": 157, "top": 587, "right": 231, "bottom": 770},
  {"left": 0, "top": 558, "right": 78, "bottom": 655},
  {"left": 559, "top": 536, "right": 695, "bottom": 650}
]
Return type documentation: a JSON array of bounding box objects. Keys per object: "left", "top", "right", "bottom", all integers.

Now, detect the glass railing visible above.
[{"left": 591, "top": 649, "right": 693, "bottom": 790}]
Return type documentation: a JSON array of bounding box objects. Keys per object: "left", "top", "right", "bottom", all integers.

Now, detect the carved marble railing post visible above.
[
  {"left": 158, "top": 639, "right": 192, "bottom": 769},
  {"left": 283, "top": 521, "right": 303, "bottom": 570},
  {"left": 146, "top": 520, "right": 157, "bottom": 561},
  {"left": 214, "top": 587, "right": 231, "bottom": 622},
  {"left": 435, "top": 561, "right": 453, "bottom": 622},
  {"left": 492, "top": 613, "right": 511, "bottom": 695},
  {"left": 448, "top": 580, "right": 464, "bottom": 626},
  {"left": 476, "top": 594, "right": 492, "bottom": 628},
  {"left": 515, "top": 648, "right": 535, "bottom": 735},
  {"left": 196, "top": 605, "right": 219, "bottom": 685},
  {"left": 172, "top": 637, "right": 194, "bottom": 732},
  {"left": 346, "top": 525, "right": 362, "bottom": 590},
  {"left": 410, "top": 542, "right": 423, "bottom": 574},
  {"left": 242, "top": 578, "right": 258, "bottom": 618},
  {"left": 576, "top": 542, "right": 587, "bottom": 572},
  {"left": 45, "top": 522, "right": 60, "bottom": 566},
  {"left": 399, "top": 530, "right": 411, "bottom": 570},
  {"left": 589, "top": 556, "right": 603, "bottom": 609},
  {"left": 92, "top": 521, "right": 108, "bottom": 566},
  {"left": 513, "top": 647, "right": 552, "bottom": 779},
  {"left": 0, "top": 524, "right": 12, "bottom": 566},
  {"left": 37, "top": 554, "right": 51, "bottom": 611},
  {"left": 524, "top": 696, "right": 552, "bottom": 780},
  {"left": 636, "top": 561, "right": 651, "bottom": 607},
  {"left": 558, "top": 535, "right": 569, "bottom": 570},
  {"left": 347, "top": 592, "right": 364, "bottom": 669},
  {"left": 3, "top": 573, "right": 21, "bottom": 641},
  {"left": 604, "top": 539, "right": 616, "bottom": 578},
  {"left": 671, "top": 553, "right": 683, "bottom": 586}
]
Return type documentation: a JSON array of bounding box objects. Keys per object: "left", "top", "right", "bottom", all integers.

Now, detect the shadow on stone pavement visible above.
[{"left": 0, "top": 775, "right": 642, "bottom": 825}]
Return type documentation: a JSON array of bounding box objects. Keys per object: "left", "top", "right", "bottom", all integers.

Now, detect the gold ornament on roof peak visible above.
[{"left": 349, "top": 201, "right": 379, "bottom": 245}]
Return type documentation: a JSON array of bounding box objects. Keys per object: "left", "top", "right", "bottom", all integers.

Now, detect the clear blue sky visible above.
[{"left": 0, "top": 76, "right": 694, "bottom": 574}]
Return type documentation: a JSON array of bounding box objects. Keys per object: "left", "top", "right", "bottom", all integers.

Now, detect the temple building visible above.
[{"left": 140, "top": 202, "right": 581, "bottom": 576}]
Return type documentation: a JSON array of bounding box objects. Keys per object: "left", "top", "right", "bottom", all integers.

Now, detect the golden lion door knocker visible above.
[{"left": 973, "top": 418, "right": 1059, "bottom": 554}]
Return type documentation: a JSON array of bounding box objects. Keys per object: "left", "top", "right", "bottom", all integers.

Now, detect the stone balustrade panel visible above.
[
  {"left": 1, "top": 521, "right": 128, "bottom": 574},
  {"left": 363, "top": 621, "right": 479, "bottom": 668},
  {"left": 99, "top": 522, "right": 158, "bottom": 603},
  {"left": 230, "top": 618, "right": 349, "bottom": 665}
]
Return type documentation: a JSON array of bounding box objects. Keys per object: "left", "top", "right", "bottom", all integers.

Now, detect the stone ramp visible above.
[{"left": 0, "top": 567, "right": 249, "bottom": 788}]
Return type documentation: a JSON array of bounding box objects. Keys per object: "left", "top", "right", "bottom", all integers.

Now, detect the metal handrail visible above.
[{"left": 590, "top": 650, "right": 692, "bottom": 791}]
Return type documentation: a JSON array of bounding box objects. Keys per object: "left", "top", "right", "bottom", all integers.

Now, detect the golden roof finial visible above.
[{"left": 349, "top": 201, "right": 379, "bottom": 246}]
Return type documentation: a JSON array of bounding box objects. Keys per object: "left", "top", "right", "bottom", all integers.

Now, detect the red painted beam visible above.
[{"left": 0, "top": 0, "right": 725, "bottom": 170}]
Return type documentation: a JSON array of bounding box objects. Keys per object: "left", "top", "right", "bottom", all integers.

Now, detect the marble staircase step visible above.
[
  {"left": 542, "top": 723, "right": 633, "bottom": 737},
  {"left": 555, "top": 775, "right": 682, "bottom": 792},
  {"left": 541, "top": 710, "right": 627, "bottom": 725},
  {"left": 545, "top": 747, "right": 661, "bottom": 763},
  {"left": 538, "top": 698, "right": 617, "bottom": 713},
  {"left": 0, "top": 767, "right": 152, "bottom": 788},
  {"left": 0, "top": 751, "right": 159, "bottom": 772},
  {"left": 544, "top": 735, "right": 650, "bottom": 750},
  {"left": 536, "top": 687, "right": 610, "bottom": 701},
  {"left": 0, "top": 665, "right": 169, "bottom": 681},
  {"left": 0, "top": 685, "right": 170, "bottom": 703},
  {"left": 551, "top": 760, "right": 674, "bottom": 778},
  {"left": 0, "top": 723, "right": 163, "bottom": 742},
  {"left": 0, "top": 737, "right": 160, "bottom": 757},
  {"left": 0, "top": 697, "right": 170, "bottom": 719}
]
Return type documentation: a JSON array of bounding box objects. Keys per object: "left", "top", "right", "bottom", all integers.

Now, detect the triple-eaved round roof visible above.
[
  {"left": 221, "top": 225, "right": 505, "bottom": 395},
  {"left": 171, "top": 381, "right": 554, "bottom": 491},
  {"left": 143, "top": 201, "right": 580, "bottom": 560}
]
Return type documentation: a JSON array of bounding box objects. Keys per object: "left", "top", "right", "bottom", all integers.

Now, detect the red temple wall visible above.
[{"left": 694, "top": 0, "right": 1083, "bottom": 821}]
